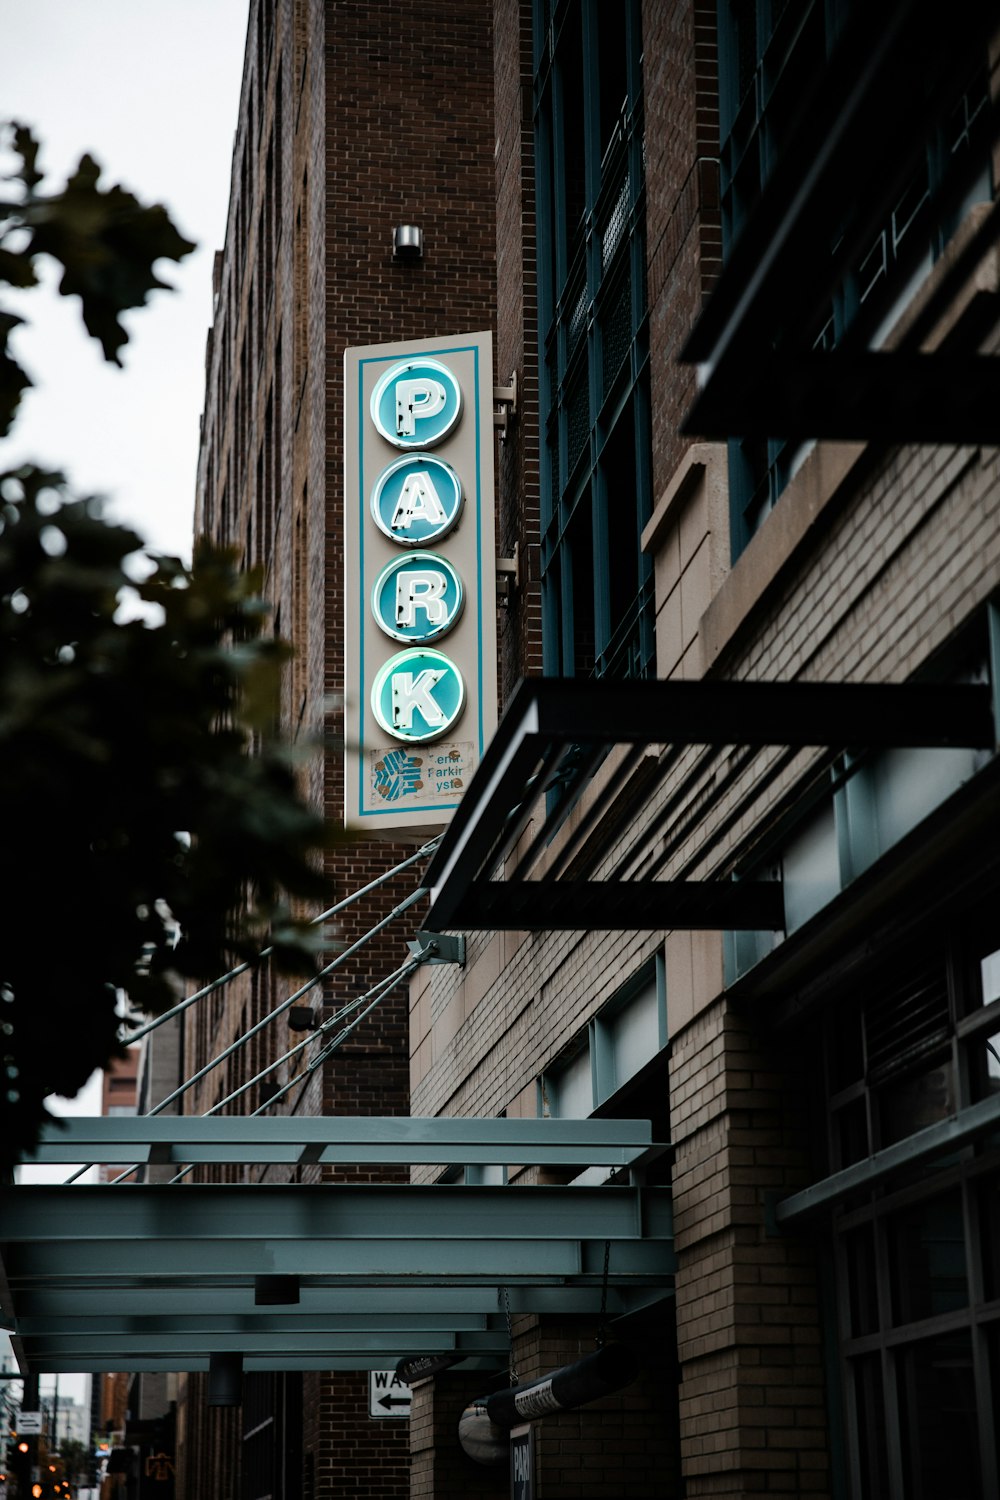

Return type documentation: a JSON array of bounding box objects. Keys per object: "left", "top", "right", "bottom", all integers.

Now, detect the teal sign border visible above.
[{"left": 356, "top": 342, "right": 485, "bottom": 819}]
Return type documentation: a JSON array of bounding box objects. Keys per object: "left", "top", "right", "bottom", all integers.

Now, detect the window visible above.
[
  {"left": 812, "top": 911, "right": 1000, "bottom": 1496},
  {"left": 539, "top": 958, "right": 666, "bottom": 1120},
  {"left": 534, "top": 0, "right": 654, "bottom": 679},
  {"left": 726, "top": 656, "right": 991, "bottom": 986},
  {"left": 717, "top": 0, "right": 994, "bottom": 556}
]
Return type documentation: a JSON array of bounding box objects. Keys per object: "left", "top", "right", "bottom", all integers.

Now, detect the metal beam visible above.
[
  {"left": 5, "top": 1285, "right": 635, "bottom": 1321},
  {"left": 515, "top": 679, "right": 995, "bottom": 752},
  {"left": 440, "top": 879, "right": 785, "bottom": 931},
  {"left": 18, "top": 1332, "right": 510, "bottom": 1360},
  {"left": 424, "top": 678, "right": 993, "bottom": 931},
  {"left": 22, "top": 1356, "right": 503, "bottom": 1375},
  {"left": 2, "top": 1238, "right": 666, "bottom": 1282},
  {"left": 0, "top": 1182, "right": 674, "bottom": 1373},
  {"left": 774, "top": 1091, "right": 1000, "bottom": 1226},
  {"left": 689, "top": 351, "right": 1000, "bottom": 445},
  {"left": 14, "top": 1313, "right": 499, "bottom": 1337},
  {"left": 0, "top": 1183, "right": 670, "bottom": 1241},
  {"left": 24, "top": 1114, "right": 656, "bottom": 1167}
]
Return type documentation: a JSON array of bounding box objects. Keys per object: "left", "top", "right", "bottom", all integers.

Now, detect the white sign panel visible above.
[
  {"left": 16, "top": 1411, "right": 42, "bottom": 1434},
  {"left": 368, "top": 1369, "right": 412, "bottom": 1419},
  {"left": 344, "top": 331, "right": 497, "bottom": 834}
]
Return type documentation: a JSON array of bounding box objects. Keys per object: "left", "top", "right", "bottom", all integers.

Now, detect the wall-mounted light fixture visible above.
[{"left": 393, "top": 224, "right": 423, "bottom": 261}]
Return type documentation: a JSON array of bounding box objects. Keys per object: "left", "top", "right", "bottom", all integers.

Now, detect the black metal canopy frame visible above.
[
  {"left": 422, "top": 677, "right": 996, "bottom": 933},
  {"left": 682, "top": 0, "right": 1000, "bottom": 444}
]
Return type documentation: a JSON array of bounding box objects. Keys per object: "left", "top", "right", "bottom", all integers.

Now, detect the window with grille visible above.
[
  {"left": 534, "top": 0, "right": 654, "bottom": 680},
  {"left": 813, "top": 907, "right": 1000, "bottom": 1498},
  {"left": 717, "top": 0, "right": 995, "bottom": 559}
]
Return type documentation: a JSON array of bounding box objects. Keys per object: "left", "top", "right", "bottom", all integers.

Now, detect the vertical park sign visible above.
[{"left": 344, "top": 331, "right": 497, "bottom": 834}]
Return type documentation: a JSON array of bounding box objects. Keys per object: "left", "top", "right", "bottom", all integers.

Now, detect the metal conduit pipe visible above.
[{"left": 483, "top": 1344, "right": 639, "bottom": 1429}]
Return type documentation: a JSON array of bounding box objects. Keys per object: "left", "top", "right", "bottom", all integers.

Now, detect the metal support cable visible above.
[
  {"left": 160, "top": 953, "right": 425, "bottom": 1186},
  {"left": 120, "top": 837, "right": 441, "bottom": 1047},
  {"left": 596, "top": 1239, "right": 611, "bottom": 1348},
  {"left": 304, "top": 955, "right": 424, "bottom": 1073},
  {"left": 107, "top": 955, "right": 424, "bottom": 1185},
  {"left": 211, "top": 954, "right": 422, "bottom": 1115},
  {"left": 501, "top": 1285, "right": 519, "bottom": 1385},
  {"left": 129, "top": 885, "right": 427, "bottom": 1120},
  {"left": 62, "top": 883, "right": 430, "bottom": 1185}
]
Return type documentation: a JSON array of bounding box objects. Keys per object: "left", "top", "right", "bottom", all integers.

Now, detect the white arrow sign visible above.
[{"left": 368, "top": 1369, "right": 412, "bottom": 1420}]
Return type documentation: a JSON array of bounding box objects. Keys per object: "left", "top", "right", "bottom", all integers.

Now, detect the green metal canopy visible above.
[{"left": 1, "top": 1117, "right": 674, "bottom": 1375}]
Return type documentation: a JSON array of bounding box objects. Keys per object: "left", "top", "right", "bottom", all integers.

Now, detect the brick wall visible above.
[
  {"left": 318, "top": 1, "right": 497, "bottom": 1481},
  {"left": 493, "top": 0, "right": 543, "bottom": 702},
  {"left": 669, "top": 999, "right": 828, "bottom": 1495},
  {"left": 643, "top": 0, "right": 720, "bottom": 502},
  {"left": 186, "top": 0, "right": 497, "bottom": 1496},
  {"left": 410, "top": 1371, "right": 507, "bottom": 1500}
]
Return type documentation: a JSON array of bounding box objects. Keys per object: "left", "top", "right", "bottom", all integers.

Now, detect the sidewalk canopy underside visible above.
[{"left": 2, "top": 1117, "right": 673, "bottom": 1374}]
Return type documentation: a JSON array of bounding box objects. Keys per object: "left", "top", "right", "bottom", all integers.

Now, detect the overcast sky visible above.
[
  {"left": 1, "top": 1, "right": 249, "bottom": 1195},
  {"left": 0, "top": 4, "right": 252, "bottom": 1393},
  {"left": 1, "top": 0, "right": 250, "bottom": 558}
]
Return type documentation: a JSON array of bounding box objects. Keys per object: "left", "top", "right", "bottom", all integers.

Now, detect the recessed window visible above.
[
  {"left": 534, "top": 0, "right": 653, "bottom": 680},
  {"left": 980, "top": 948, "right": 1000, "bottom": 1006},
  {"left": 717, "top": 0, "right": 994, "bottom": 556},
  {"left": 540, "top": 958, "right": 666, "bottom": 1118}
]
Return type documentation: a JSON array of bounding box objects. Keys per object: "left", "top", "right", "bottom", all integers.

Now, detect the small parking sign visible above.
[
  {"left": 510, "top": 1424, "right": 534, "bottom": 1500},
  {"left": 369, "top": 1369, "right": 412, "bottom": 1419}
]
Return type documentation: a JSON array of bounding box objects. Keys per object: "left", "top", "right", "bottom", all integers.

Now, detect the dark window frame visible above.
[
  {"left": 534, "top": 0, "right": 654, "bottom": 680},
  {"left": 814, "top": 911, "right": 1000, "bottom": 1498},
  {"left": 716, "top": 0, "right": 994, "bottom": 558}
]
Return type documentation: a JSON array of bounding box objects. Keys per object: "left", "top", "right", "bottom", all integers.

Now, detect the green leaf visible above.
[
  {"left": 7, "top": 122, "right": 43, "bottom": 191},
  {"left": 0, "top": 308, "right": 32, "bottom": 437},
  {"left": 0, "top": 470, "right": 337, "bottom": 1171},
  {"left": 21, "top": 150, "right": 196, "bottom": 364}
]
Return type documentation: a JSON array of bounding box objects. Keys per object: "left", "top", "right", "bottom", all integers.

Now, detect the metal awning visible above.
[
  {"left": 2, "top": 1117, "right": 673, "bottom": 1374},
  {"left": 21, "top": 1114, "right": 657, "bottom": 1169},
  {"left": 681, "top": 0, "right": 1000, "bottom": 443},
  {"left": 422, "top": 677, "right": 995, "bottom": 932}
]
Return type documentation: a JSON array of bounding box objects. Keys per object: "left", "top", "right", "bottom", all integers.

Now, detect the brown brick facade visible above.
[
  {"left": 180, "top": 1, "right": 1000, "bottom": 1496},
  {"left": 184, "top": 1, "right": 496, "bottom": 1496}
]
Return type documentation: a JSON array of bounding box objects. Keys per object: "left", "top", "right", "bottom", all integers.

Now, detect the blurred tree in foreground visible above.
[{"left": 0, "top": 125, "right": 331, "bottom": 1169}]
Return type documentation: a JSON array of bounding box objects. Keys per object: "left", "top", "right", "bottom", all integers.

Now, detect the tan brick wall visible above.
[
  {"left": 494, "top": 0, "right": 544, "bottom": 700},
  {"left": 668, "top": 999, "right": 828, "bottom": 1494},
  {"left": 643, "top": 0, "right": 720, "bottom": 501}
]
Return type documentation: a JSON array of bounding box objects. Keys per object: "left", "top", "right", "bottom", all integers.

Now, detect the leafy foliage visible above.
[
  {"left": 0, "top": 128, "right": 334, "bottom": 1169},
  {"left": 0, "top": 122, "right": 195, "bottom": 434},
  {"left": 0, "top": 468, "right": 333, "bottom": 1168}
]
